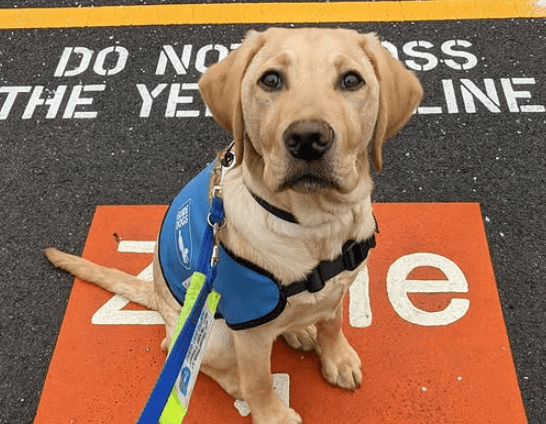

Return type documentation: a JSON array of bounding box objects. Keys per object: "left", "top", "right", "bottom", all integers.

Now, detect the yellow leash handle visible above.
[{"left": 160, "top": 272, "right": 221, "bottom": 424}]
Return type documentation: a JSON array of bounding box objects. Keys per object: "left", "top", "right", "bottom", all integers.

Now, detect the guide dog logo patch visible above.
[{"left": 175, "top": 199, "right": 192, "bottom": 270}]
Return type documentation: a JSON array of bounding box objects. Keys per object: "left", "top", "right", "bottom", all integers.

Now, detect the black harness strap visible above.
[
  {"left": 247, "top": 187, "right": 377, "bottom": 297},
  {"left": 283, "top": 235, "right": 376, "bottom": 297}
]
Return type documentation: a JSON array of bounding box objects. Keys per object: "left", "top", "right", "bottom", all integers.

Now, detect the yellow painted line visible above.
[{"left": 0, "top": 0, "right": 544, "bottom": 29}]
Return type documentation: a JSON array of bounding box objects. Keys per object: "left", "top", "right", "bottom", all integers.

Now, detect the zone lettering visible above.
[{"left": 92, "top": 241, "right": 470, "bottom": 327}]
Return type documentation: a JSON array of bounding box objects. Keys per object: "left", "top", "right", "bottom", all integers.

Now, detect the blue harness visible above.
[
  {"left": 159, "top": 161, "right": 376, "bottom": 331},
  {"left": 158, "top": 162, "right": 286, "bottom": 330}
]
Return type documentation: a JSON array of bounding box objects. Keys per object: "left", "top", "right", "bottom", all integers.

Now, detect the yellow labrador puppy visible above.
[{"left": 45, "top": 28, "right": 422, "bottom": 424}]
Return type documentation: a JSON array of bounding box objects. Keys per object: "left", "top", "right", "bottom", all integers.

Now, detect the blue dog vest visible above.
[
  {"left": 158, "top": 162, "right": 286, "bottom": 330},
  {"left": 159, "top": 161, "right": 377, "bottom": 331}
]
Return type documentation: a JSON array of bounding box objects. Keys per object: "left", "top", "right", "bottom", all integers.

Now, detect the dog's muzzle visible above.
[
  {"left": 283, "top": 120, "right": 334, "bottom": 162},
  {"left": 280, "top": 120, "right": 340, "bottom": 193}
]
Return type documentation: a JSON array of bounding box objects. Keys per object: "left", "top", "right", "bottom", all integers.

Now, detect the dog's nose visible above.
[{"left": 283, "top": 121, "right": 334, "bottom": 161}]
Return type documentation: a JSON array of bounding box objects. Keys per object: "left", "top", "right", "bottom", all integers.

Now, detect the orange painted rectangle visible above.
[{"left": 34, "top": 203, "right": 527, "bottom": 423}]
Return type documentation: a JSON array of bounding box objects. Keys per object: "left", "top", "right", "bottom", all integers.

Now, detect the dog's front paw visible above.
[
  {"left": 252, "top": 405, "right": 302, "bottom": 424},
  {"left": 282, "top": 325, "right": 317, "bottom": 352},
  {"left": 320, "top": 338, "right": 362, "bottom": 390}
]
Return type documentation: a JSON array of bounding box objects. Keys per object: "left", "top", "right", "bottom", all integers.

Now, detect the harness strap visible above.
[
  {"left": 222, "top": 234, "right": 376, "bottom": 302},
  {"left": 283, "top": 235, "right": 376, "bottom": 297}
]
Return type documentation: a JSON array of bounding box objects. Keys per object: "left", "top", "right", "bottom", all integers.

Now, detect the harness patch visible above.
[{"left": 175, "top": 199, "right": 192, "bottom": 270}]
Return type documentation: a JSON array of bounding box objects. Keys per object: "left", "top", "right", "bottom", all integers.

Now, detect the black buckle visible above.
[
  {"left": 286, "top": 236, "right": 376, "bottom": 297},
  {"left": 305, "top": 268, "right": 326, "bottom": 293},
  {"left": 342, "top": 240, "right": 367, "bottom": 271}
]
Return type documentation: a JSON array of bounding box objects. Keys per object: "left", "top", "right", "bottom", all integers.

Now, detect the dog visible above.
[{"left": 45, "top": 27, "right": 422, "bottom": 424}]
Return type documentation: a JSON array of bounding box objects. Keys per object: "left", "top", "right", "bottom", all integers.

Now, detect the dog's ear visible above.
[
  {"left": 361, "top": 33, "right": 423, "bottom": 172},
  {"left": 198, "top": 30, "right": 265, "bottom": 163}
]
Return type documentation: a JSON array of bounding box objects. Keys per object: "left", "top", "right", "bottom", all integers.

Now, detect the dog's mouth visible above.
[{"left": 279, "top": 172, "right": 341, "bottom": 193}]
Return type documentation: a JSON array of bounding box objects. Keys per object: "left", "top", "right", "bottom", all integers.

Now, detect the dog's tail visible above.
[{"left": 43, "top": 247, "right": 159, "bottom": 311}]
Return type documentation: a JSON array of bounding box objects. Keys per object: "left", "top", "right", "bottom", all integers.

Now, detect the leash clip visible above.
[
  {"left": 208, "top": 143, "right": 236, "bottom": 268},
  {"left": 211, "top": 222, "right": 221, "bottom": 267},
  {"left": 212, "top": 142, "right": 236, "bottom": 199}
]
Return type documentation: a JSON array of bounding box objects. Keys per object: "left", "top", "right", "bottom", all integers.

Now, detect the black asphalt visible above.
[{"left": 0, "top": 3, "right": 544, "bottom": 423}]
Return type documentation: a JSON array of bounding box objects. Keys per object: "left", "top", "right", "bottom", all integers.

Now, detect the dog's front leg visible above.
[
  {"left": 316, "top": 300, "right": 362, "bottom": 390},
  {"left": 233, "top": 329, "right": 302, "bottom": 424}
]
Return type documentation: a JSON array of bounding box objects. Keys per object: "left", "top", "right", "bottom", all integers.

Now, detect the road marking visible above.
[
  {"left": 0, "top": 1, "right": 544, "bottom": 30},
  {"left": 93, "top": 240, "right": 163, "bottom": 325},
  {"left": 117, "top": 240, "right": 156, "bottom": 254},
  {"left": 91, "top": 262, "right": 165, "bottom": 325},
  {"left": 34, "top": 204, "right": 527, "bottom": 424}
]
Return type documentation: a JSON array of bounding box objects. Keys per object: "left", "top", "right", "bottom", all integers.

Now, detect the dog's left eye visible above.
[
  {"left": 340, "top": 72, "right": 365, "bottom": 91},
  {"left": 259, "top": 71, "right": 283, "bottom": 91}
]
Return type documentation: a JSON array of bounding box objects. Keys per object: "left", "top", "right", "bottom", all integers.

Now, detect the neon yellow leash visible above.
[{"left": 159, "top": 274, "right": 221, "bottom": 424}]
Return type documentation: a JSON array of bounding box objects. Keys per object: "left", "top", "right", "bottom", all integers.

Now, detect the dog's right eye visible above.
[
  {"left": 340, "top": 71, "right": 365, "bottom": 91},
  {"left": 259, "top": 71, "right": 283, "bottom": 91}
]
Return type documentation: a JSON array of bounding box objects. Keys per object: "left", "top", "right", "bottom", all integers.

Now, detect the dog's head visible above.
[{"left": 199, "top": 28, "right": 422, "bottom": 196}]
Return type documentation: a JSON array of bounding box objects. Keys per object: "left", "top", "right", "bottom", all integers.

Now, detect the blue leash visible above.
[{"left": 136, "top": 193, "right": 225, "bottom": 423}]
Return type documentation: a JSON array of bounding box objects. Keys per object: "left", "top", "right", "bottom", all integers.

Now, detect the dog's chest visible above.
[{"left": 277, "top": 269, "right": 358, "bottom": 331}]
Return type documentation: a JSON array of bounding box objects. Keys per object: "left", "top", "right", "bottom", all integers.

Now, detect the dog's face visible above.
[
  {"left": 239, "top": 29, "right": 380, "bottom": 194},
  {"left": 199, "top": 27, "right": 422, "bottom": 197}
]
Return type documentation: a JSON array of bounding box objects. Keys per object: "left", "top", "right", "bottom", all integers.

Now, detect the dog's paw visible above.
[
  {"left": 320, "top": 339, "right": 362, "bottom": 390},
  {"left": 276, "top": 407, "right": 303, "bottom": 424},
  {"left": 282, "top": 325, "right": 317, "bottom": 352},
  {"left": 252, "top": 405, "right": 302, "bottom": 424},
  {"left": 160, "top": 336, "right": 170, "bottom": 351}
]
